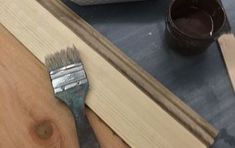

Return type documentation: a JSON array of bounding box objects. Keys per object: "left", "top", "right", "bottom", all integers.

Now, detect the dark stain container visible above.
[{"left": 166, "top": 0, "right": 226, "bottom": 55}]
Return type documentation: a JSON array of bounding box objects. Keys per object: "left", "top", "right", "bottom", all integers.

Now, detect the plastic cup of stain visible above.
[{"left": 166, "top": 0, "right": 226, "bottom": 55}]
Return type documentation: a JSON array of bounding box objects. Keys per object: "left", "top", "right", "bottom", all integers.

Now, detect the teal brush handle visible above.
[{"left": 56, "top": 84, "right": 100, "bottom": 148}]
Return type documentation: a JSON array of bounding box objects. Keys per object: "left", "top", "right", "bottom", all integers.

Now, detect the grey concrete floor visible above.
[{"left": 64, "top": 0, "right": 235, "bottom": 147}]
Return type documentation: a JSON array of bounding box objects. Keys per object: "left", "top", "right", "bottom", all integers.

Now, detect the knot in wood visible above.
[{"left": 35, "top": 121, "right": 53, "bottom": 140}]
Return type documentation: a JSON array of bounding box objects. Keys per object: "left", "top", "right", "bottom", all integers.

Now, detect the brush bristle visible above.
[{"left": 45, "top": 46, "right": 81, "bottom": 71}]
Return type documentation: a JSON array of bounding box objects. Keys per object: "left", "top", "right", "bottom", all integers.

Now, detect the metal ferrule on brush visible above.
[{"left": 49, "top": 63, "right": 88, "bottom": 94}]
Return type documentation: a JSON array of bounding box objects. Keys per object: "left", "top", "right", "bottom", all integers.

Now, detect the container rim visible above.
[{"left": 167, "top": 0, "right": 227, "bottom": 40}]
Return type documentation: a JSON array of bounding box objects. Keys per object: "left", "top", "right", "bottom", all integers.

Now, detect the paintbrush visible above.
[{"left": 45, "top": 46, "right": 100, "bottom": 148}]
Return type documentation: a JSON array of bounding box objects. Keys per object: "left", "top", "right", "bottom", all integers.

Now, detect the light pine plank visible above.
[
  {"left": 86, "top": 109, "right": 129, "bottom": 148},
  {"left": 38, "top": 0, "right": 217, "bottom": 143},
  {"left": 218, "top": 34, "right": 235, "bottom": 91},
  {"left": 0, "top": 0, "right": 207, "bottom": 147},
  {"left": 0, "top": 24, "right": 129, "bottom": 148}
]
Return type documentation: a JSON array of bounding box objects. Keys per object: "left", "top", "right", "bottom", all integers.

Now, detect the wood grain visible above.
[
  {"left": 0, "top": 24, "right": 129, "bottom": 148},
  {"left": 0, "top": 0, "right": 212, "bottom": 147},
  {"left": 218, "top": 34, "right": 235, "bottom": 91},
  {"left": 0, "top": 24, "right": 78, "bottom": 148},
  {"left": 37, "top": 0, "right": 218, "bottom": 145},
  {"left": 86, "top": 109, "right": 129, "bottom": 148}
]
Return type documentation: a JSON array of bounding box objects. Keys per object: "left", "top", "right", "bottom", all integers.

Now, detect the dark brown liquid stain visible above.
[{"left": 174, "top": 7, "right": 213, "bottom": 37}]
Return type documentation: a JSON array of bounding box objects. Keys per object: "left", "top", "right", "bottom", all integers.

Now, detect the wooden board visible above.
[
  {"left": 38, "top": 0, "right": 218, "bottom": 145},
  {"left": 218, "top": 34, "right": 235, "bottom": 91},
  {"left": 0, "top": 0, "right": 217, "bottom": 147},
  {"left": 0, "top": 24, "right": 129, "bottom": 148}
]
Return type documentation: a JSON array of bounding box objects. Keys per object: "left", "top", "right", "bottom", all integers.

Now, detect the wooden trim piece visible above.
[
  {"left": 218, "top": 34, "right": 235, "bottom": 91},
  {"left": 0, "top": 0, "right": 216, "bottom": 147},
  {"left": 38, "top": 0, "right": 218, "bottom": 145}
]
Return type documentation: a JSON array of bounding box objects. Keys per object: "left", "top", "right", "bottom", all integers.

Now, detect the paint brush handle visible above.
[
  {"left": 70, "top": 84, "right": 99, "bottom": 148},
  {"left": 56, "top": 84, "right": 100, "bottom": 148},
  {"left": 72, "top": 107, "right": 100, "bottom": 148}
]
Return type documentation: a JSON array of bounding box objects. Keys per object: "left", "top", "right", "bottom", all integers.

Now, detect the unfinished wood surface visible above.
[
  {"left": 0, "top": 24, "right": 78, "bottom": 148},
  {"left": 86, "top": 109, "right": 129, "bottom": 148},
  {"left": 218, "top": 34, "right": 235, "bottom": 91},
  {"left": 0, "top": 24, "right": 129, "bottom": 148},
  {"left": 0, "top": 0, "right": 209, "bottom": 147},
  {"left": 38, "top": 0, "right": 218, "bottom": 144}
]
